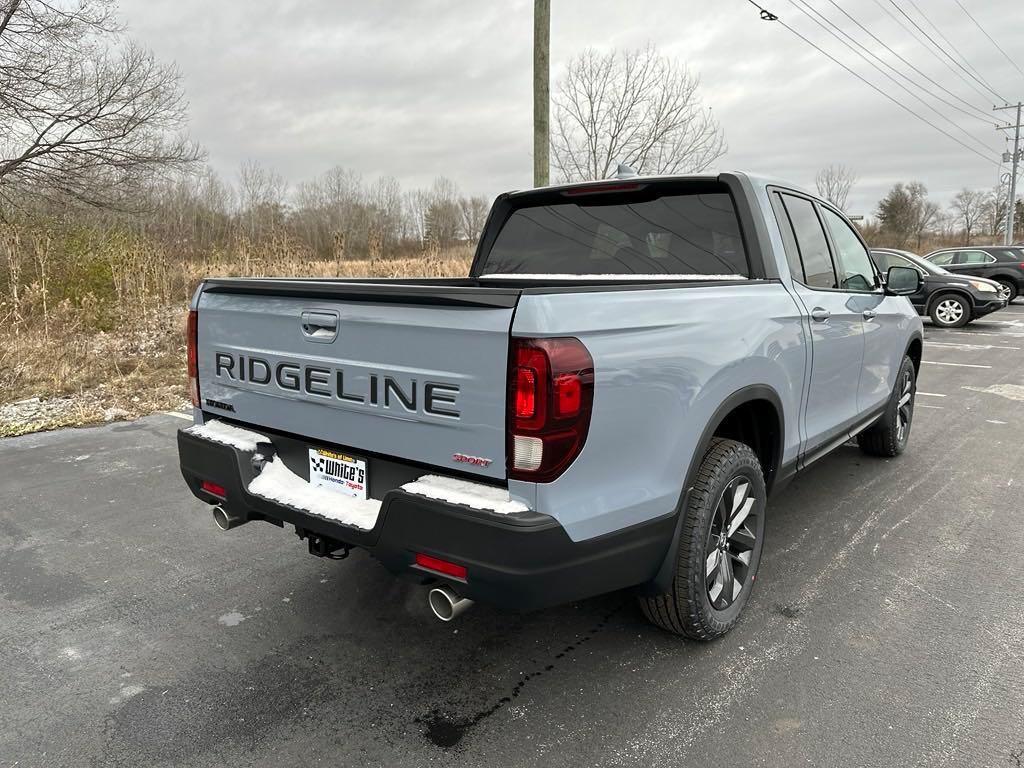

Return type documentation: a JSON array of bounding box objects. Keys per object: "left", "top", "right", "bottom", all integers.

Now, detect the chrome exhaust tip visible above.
[
  {"left": 428, "top": 586, "right": 473, "bottom": 622},
  {"left": 212, "top": 505, "right": 246, "bottom": 531}
]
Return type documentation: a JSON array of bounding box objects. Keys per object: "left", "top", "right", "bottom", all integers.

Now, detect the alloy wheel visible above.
[
  {"left": 704, "top": 476, "right": 758, "bottom": 610},
  {"left": 998, "top": 285, "right": 1012, "bottom": 302},
  {"left": 935, "top": 299, "right": 964, "bottom": 325},
  {"left": 896, "top": 367, "right": 914, "bottom": 444}
]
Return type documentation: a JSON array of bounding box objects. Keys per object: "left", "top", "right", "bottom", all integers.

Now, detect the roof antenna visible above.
[{"left": 614, "top": 163, "right": 638, "bottom": 180}]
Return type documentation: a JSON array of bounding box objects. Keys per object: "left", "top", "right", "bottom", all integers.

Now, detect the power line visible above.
[
  {"left": 903, "top": 0, "right": 1001, "bottom": 94},
  {"left": 952, "top": 0, "right": 1024, "bottom": 79},
  {"left": 742, "top": 0, "right": 999, "bottom": 167},
  {"left": 886, "top": 0, "right": 1005, "bottom": 103},
  {"left": 868, "top": 0, "right": 999, "bottom": 106},
  {"left": 784, "top": 0, "right": 996, "bottom": 156},
  {"left": 802, "top": 0, "right": 995, "bottom": 128},
  {"left": 820, "top": 0, "right": 995, "bottom": 125}
]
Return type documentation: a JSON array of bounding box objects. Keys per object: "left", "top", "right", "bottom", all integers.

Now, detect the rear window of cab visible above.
[{"left": 480, "top": 182, "right": 750, "bottom": 279}]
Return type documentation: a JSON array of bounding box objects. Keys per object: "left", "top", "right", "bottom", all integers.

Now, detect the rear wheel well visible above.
[
  {"left": 712, "top": 399, "right": 780, "bottom": 492},
  {"left": 906, "top": 337, "right": 922, "bottom": 375}
]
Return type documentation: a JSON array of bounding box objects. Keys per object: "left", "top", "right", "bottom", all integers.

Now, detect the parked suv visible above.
[
  {"left": 871, "top": 248, "right": 1007, "bottom": 327},
  {"left": 923, "top": 246, "right": 1024, "bottom": 302},
  {"left": 178, "top": 173, "right": 924, "bottom": 639}
]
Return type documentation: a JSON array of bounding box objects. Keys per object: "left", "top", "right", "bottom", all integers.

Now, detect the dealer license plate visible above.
[{"left": 308, "top": 448, "right": 368, "bottom": 500}]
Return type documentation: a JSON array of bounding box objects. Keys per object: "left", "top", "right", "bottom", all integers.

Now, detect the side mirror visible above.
[{"left": 886, "top": 265, "right": 921, "bottom": 296}]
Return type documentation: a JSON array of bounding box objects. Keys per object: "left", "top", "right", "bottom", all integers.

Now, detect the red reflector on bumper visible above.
[
  {"left": 414, "top": 553, "right": 468, "bottom": 580},
  {"left": 201, "top": 480, "right": 226, "bottom": 498}
]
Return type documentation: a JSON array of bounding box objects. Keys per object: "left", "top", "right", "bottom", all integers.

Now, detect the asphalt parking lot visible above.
[{"left": 2, "top": 307, "right": 1024, "bottom": 768}]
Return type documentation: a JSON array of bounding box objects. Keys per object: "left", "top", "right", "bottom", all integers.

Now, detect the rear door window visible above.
[
  {"left": 771, "top": 192, "right": 806, "bottom": 282},
  {"left": 873, "top": 252, "right": 913, "bottom": 271},
  {"left": 481, "top": 185, "right": 749, "bottom": 277},
  {"left": 779, "top": 194, "right": 837, "bottom": 290},
  {"left": 961, "top": 250, "right": 995, "bottom": 264}
]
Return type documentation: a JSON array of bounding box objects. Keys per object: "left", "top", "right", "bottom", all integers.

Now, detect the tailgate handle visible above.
[{"left": 300, "top": 310, "right": 340, "bottom": 342}]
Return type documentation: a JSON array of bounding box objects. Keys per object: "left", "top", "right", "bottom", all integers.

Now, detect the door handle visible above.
[
  {"left": 863, "top": 309, "right": 877, "bottom": 320},
  {"left": 300, "top": 310, "right": 340, "bottom": 341},
  {"left": 810, "top": 307, "right": 830, "bottom": 322}
]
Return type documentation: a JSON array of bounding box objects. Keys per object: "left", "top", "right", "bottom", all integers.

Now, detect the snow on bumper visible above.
[
  {"left": 184, "top": 420, "right": 268, "bottom": 452},
  {"left": 248, "top": 457, "right": 382, "bottom": 530},
  {"left": 185, "top": 419, "right": 530, "bottom": 531},
  {"left": 400, "top": 475, "right": 528, "bottom": 515}
]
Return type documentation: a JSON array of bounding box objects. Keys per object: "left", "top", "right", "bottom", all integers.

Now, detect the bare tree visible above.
[
  {"left": 423, "top": 177, "right": 462, "bottom": 248},
  {"left": 458, "top": 196, "right": 489, "bottom": 241},
  {"left": 237, "top": 160, "right": 287, "bottom": 239},
  {"left": 815, "top": 165, "right": 857, "bottom": 211},
  {"left": 983, "top": 183, "right": 1009, "bottom": 238},
  {"left": 949, "top": 188, "right": 986, "bottom": 243},
  {"left": 550, "top": 45, "right": 726, "bottom": 182},
  {"left": 0, "top": 0, "right": 201, "bottom": 209},
  {"left": 909, "top": 183, "right": 940, "bottom": 250}
]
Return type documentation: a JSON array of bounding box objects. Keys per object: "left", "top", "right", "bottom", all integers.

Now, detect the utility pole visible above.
[
  {"left": 533, "top": 0, "right": 550, "bottom": 188},
  {"left": 995, "top": 102, "right": 1022, "bottom": 244}
]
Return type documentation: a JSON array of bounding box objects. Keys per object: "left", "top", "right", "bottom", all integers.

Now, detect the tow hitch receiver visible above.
[{"left": 296, "top": 528, "right": 351, "bottom": 560}]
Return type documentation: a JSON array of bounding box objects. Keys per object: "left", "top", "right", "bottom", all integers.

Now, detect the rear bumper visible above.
[{"left": 178, "top": 429, "right": 674, "bottom": 611}]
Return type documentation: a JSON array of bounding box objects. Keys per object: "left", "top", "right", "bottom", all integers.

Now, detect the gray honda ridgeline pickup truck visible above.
[{"left": 178, "top": 172, "right": 924, "bottom": 639}]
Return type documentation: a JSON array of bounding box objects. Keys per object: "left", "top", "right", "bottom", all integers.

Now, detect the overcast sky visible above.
[{"left": 118, "top": 0, "right": 1023, "bottom": 216}]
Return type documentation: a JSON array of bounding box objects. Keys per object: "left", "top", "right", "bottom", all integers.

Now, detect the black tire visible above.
[
  {"left": 639, "top": 438, "right": 766, "bottom": 640},
  {"left": 997, "top": 280, "right": 1018, "bottom": 303},
  {"left": 928, "top": 293, "right": 970, "bottom": 328},
  {"left": 858, "top": 355, "right": 916, "bottom": 457}
]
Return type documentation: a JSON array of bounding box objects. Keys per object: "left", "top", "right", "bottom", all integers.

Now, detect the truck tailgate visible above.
[{"left": 195, "top": 285, "right": 516, "bottom": 480}]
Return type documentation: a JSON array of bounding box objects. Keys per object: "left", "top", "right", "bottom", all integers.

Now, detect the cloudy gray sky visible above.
[{"left": 118, "top": 0, "right": 1023, "bottom": 216}]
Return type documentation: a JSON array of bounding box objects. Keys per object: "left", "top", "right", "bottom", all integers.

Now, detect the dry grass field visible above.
[
  {"left": 1, "top": 226, "right": 473, "bottom": 436},
  {"left": 0, "top": 217, "right": 998, "bottom": 437}
]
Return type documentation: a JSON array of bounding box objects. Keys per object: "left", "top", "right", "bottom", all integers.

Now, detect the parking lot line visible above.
[
  {"left": 163, "top": 411, "right": 192, "bottom": 421},
  {"left": 918, "top": 404, "right": 944, "bottom": 409},
  {"left": 917, "top": 392, "right": 946, "bottom": 397},
  {"left": 921, "top": 360, "right": 992, "bottom": 369},
  {"left": 935, "top": 330, "right": 1024, "bottom": 338},
  {"left": 927, "top": 341, "right": 1021, "bottom": 351}
]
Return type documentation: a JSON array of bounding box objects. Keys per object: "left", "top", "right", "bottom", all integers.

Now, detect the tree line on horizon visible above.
[
  {"left": 815, "top": 166, "right": 1021, "bottom": 251},
  {"left": 2, "top": 0, "right": 1020, "bottom": 266}
]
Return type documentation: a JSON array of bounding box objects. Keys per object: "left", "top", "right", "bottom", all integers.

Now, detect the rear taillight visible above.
[
  {"left": 508, "top": 337, "right": 594, "bottom": 482},
  {"left": 186, "top": 309, "right": 199, "bottom": 407},
  {"left": 201, "top": 480, "right": 226, "bottom": 498},
  {"left": 414, "top": 553, "right": 468, "bottom": 580}
]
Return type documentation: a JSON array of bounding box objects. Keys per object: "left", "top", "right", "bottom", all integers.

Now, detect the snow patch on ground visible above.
[
  {"left": 479, "top": 273, "right": 745, "bottom": 281},
  {"left": 110, "top": 684, "right": 145, "bottom": 705},
  {"left": 185, "top": 419, "right": 268, "bottom": 452},
  {"left": 248, "top": 457, "right": 382, "bottom": 529},
  {"left": 963, "top": 383, "right": 1024, "bottom": 402},
  {"left": 401, "top": 474, "right": 529, "bottom": 514},
  {"left": 217, "top": 611, "right": 247, "bottom": 627}
]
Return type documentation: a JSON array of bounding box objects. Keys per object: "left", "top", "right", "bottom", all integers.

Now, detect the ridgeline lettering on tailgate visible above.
[{"left": 212, "top": 351, "right": 460, "bottom": 418}]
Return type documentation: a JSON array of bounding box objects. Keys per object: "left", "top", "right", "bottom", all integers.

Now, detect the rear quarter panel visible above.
[{"left": 511, "top": 283, "right": 807, "bottom": 541}]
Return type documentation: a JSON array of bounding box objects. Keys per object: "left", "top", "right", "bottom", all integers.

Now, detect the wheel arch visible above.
[
  {"left": 698, "top": 386, "right": 784, "bottom": 495},
  {"left": 989, "top": 272, "right": 1020, "bottom": 283},
  {"left": 905, "top": 335, "right": 923, "bottom": 376},
  {"left": 641, "top": 384, "right": 784, "bottom": 595},
  {"left": 926, "top": 288, "right": 974, "bottom": 315}
]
